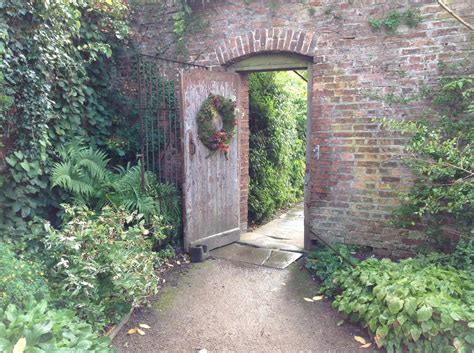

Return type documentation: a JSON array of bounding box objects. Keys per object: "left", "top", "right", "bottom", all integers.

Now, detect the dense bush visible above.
[
  {"left": 248, "top": 71, "right": 306, "bottom": 223},
  {"left": 41, "top": 205, "right": 162, "bottom": 329},
  {"left": 0, "top": 301, "right": 113, "bottom": 353},
  {"left": 332, "top": 258, "right": 474, "bottom": 353},
  {"left": 51, "top": 144, "right": 181, "bottom": 235},
  {"left": 0, "top": 243, "right": 49, "bottom": 309}
]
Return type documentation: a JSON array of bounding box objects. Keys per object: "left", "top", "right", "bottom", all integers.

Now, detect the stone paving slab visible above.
[
  {"left": 210, "top": 243, "right": 302, "bottom": 269},
  {"left": 240, "top": 203, "right": 305, "bottom": 252},
  {"left": 264, "top": 249, "right": 302, "bottom": 269}
]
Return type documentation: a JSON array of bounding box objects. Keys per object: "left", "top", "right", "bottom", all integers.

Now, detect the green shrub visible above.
[
  {"left": 248, "top": 71, "right": 306, "bottom": 223},
  {"left": 0, "top": 243, "right": 49, "bottom": 308},
  {"left": 381, "top": 72, "right": 473, "bottom": 253},
  {"left": 305, "top": 244, "right": 359, "bottom": 297},
  {"left": 41, "top": 205, "right": 163, "bottom": 329},
  {"left": 0, "top": 300, "right": 113, "bottom": 352},
  {"left": 332, "top": 258, "right": 474, "bottom": 353},
  {"left": 0, "top": 0, "right": 133, "bottom": 234}
]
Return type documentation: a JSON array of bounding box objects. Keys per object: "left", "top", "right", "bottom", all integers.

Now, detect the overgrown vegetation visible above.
[
  {"left": 42, "top": 205, "right": 164, "bottom": 329},
  {"left": 0, "top": 301, "right": 113, "bottom": 353},
  {"left": 0, "top": 1, "right": 182, "bottom": 350},
  {"left": 306, "top": 243, "right": 474, "bottom": 352},
  {"left": 382, "top": 65, "right": 473, "bottom": 255},
  {"left": 51, "top": 144, "right": 181, "bottom": 240},
  {"left": 305, "top": 245, "right": 360, "bottom": 297},
  {"left": 248, "top": 71, "right": 307, "bottom": 223},
  {"left": 0, "top": 0, "right": 134, "bottom": 233}
]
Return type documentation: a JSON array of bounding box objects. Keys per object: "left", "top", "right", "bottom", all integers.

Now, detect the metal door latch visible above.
[{"left": 313, "top": 145, "right": 320, "bottom": 160}]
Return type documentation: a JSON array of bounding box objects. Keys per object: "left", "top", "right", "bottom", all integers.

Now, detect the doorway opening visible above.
[{"left": 231, "top": 53, "right": 312, "bottom": 254}]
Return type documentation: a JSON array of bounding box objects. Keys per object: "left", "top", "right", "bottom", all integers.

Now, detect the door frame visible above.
[{"left": 227, "top": 52, "right": 313, "bottom": 251}]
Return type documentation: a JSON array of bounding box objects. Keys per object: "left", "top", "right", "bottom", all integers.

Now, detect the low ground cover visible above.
[{"left": 306, "top": 244, "right": 474, "bottom": 353}]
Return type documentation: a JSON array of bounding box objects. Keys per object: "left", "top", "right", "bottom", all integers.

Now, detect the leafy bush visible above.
[
  {"left": 381, "top": 71, "right": 473, "bottom": 253},
  {"left": 332, "top": 258, "right": 474, "bottom": 353},
  {"left": 0, "top": 300, "right": 113, "bottom": 352},
  {"left": 305, "top": 244, "right": 359, "bottom": 297},
  {"left": 0, "top": 243, "right": 49, "bottom": 308},
  {"left": 41, "top": 205, "right": 162, "bottom": 329},
  {"left": 248, "top": 71, "right": 306, "bottom": 223}
]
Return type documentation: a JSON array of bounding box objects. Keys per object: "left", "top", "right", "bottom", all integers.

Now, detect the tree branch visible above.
[{"left": 437, "top": 0, "right": 474, "bottom": 31}]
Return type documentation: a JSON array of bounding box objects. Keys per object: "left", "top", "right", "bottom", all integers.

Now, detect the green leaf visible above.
[
  {"left": 376, "top": 324, "right": 389, "bottom": 338},
  {"left": 387, "top": 296, "right": 404, "bottom": 314},
  {"left": 0, "top": 338, "right": 11, "bottom": 351},
  {"left": 410, "top": 325, "right": 421, "bottom": 341},
  {"left": 31, "top": 320, "right": 53, "bottom": 338},
  {"left": 404, "top": 297, "right": 417, "bottom": 315},
  {"left": 416, "top": 306, "right": 433, "bottom": 322}
]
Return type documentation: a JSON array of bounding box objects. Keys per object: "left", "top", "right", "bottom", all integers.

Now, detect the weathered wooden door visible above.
[{"left": 180, "top": 69, "right": 241, "bottom": 252}]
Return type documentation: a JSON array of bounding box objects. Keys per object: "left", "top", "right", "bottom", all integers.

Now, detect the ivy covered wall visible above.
[{"left": 0, "top": 0, "right": 139, "bottom": 234}]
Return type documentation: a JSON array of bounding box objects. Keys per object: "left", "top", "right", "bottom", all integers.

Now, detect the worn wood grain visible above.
[{"left": 181, "top": 69, "right": 241, "bottom": 251}]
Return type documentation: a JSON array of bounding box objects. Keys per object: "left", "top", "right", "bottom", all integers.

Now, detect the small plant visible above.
[
  {"left": 332, "top": 258, "right": 474, "bottom": 352},
  {"left": 305, "top": 243, "right": 359, "bottom": 297},
  {"left": 0, "top": 242, "right": 49, "bottom": 308},
  {"left": 0, "top": 300, "right": 113, "bottom": 352},
  {"left": 369, "top": 9, "right": 422, "bottom": 33}
]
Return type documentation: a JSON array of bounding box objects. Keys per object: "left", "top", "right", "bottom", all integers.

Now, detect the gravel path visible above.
[{"left": 112, "top": 258, "right": 378, "bottom": 353}]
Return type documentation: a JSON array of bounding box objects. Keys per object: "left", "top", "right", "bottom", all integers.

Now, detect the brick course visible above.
[{"left": 135, "top": 0, "right": 474, "bottom": 254}]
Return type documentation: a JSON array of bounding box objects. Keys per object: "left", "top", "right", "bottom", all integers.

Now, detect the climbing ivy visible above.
[{"left": 0, "top": 0, "right": 133, "bottom": 234}]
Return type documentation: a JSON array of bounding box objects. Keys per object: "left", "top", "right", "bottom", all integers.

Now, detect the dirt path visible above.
[{"left": 112, "top": 258, "right": 377, "bottom": 353}]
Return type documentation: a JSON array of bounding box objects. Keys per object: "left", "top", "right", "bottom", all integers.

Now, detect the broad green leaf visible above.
[
  {"left": 376, "top": 325, "right": 389, "bottom": 339},
  {"left": 387, "top": 296, "right": 404, "bottom": 314},
  {"left": 410, "top": 325, "right": 421, "bottom": 342},
  {"left": 404, "top": 297, "right": 417, "bottom": 315},
  {"left": 416, "top": 306, "right": 433, "bottom": 322}
]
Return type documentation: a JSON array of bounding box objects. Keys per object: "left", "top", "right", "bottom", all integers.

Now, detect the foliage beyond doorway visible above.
[{"left": 248, "top": 71, "right": 307, "bottom": 224}]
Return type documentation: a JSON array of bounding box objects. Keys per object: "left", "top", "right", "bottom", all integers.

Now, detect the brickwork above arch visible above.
[{"left": 214, "top": 28, "right": 317, "bottom": 66}]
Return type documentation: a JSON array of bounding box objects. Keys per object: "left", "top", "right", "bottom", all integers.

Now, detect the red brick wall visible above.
[{"left": 135, "top": 0, "right": 474, "bottom": 255}]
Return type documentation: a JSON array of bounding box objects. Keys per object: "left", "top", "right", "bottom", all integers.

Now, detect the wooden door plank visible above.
[{"left": 181, "top": 69, "right": 241, "bottom": 251}]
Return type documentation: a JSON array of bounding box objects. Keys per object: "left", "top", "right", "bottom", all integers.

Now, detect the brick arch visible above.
[{"left": 214, "top": 28, "right": 317, "bottom": 66}]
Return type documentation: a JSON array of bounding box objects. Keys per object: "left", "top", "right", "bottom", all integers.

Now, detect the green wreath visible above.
[{"left": 197, "top": 93, "right": 237, "bottom": 156}]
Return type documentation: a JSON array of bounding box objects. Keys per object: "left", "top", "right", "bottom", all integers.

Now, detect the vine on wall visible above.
[{"left": 0, "top": 0, "right": 134, "bottom": 234}]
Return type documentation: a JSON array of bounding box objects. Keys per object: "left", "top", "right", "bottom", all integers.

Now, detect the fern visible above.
[
  {"left": 51, "top": 144, "right": 113, "bottom": 209},
  {"left": 51, "top": 143, "right": 182, "bottom": 241}
]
